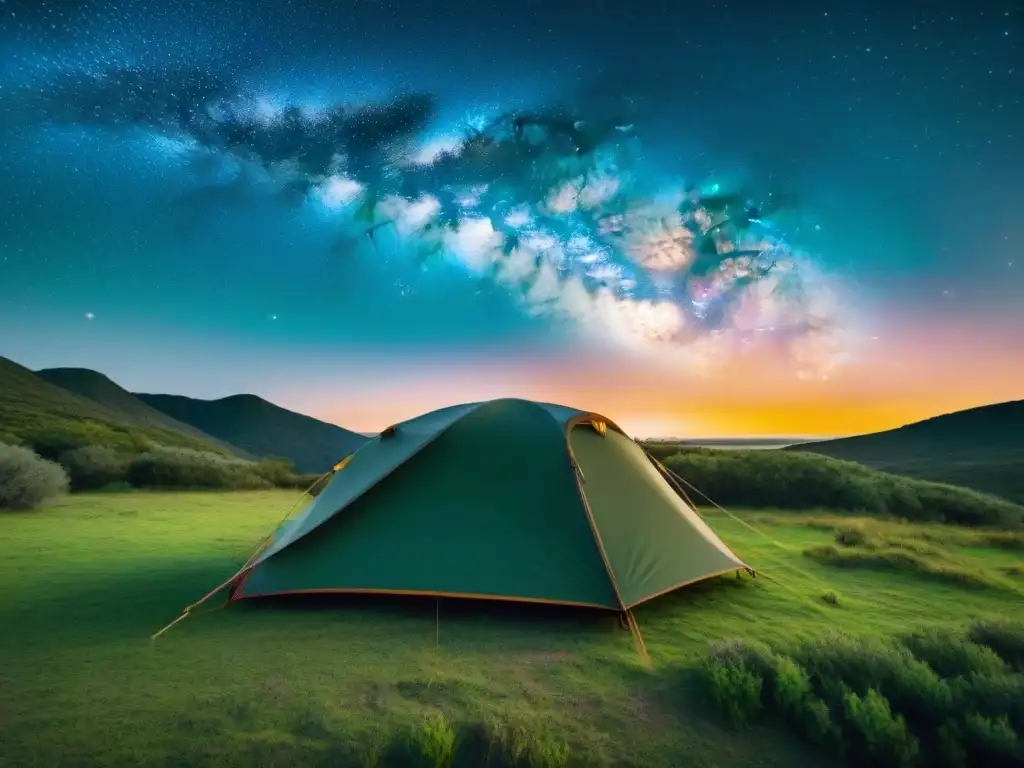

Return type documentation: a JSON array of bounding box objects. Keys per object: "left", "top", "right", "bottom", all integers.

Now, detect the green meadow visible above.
[{"left": 2, "top": 490, "right": 1021, "bottom": 767}]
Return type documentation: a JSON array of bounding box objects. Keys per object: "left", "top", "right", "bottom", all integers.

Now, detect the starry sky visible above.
[{"left": 0, "top": 0, "right": 1021, "bottom": 438}]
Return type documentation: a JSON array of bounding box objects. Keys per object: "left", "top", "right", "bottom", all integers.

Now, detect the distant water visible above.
[{"left": 641, "top": 437, "right": 821, "bottom": 450}]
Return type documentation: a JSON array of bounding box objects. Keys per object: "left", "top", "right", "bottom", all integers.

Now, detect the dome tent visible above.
[{"left": 226, "top": 398, "right": 748, "bottom": 611}]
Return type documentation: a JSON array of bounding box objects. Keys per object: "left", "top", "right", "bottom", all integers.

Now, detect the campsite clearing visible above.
[{"left": 1, "top": 490, "right": 1020, "bottom": 767}]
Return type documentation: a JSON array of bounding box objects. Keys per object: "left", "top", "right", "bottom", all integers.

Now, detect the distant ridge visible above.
[
  {"left": 137, "top": 392, "right": 370, "bottom": 473},
  {"left": 787, "top": 400, "right": 1024, "bottom": 503},
  {"left": 0, "top": 356, "right": 232, "bottom": 457},
  {"left": 35, "top": 368, "right": 249, "bottom": 458}
]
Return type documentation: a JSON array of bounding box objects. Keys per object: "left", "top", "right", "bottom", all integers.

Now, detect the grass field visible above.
[{"left": 1, "top": 491, "right": 1021, "bottom": 767}]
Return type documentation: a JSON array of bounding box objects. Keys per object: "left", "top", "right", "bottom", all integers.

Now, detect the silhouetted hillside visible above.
[
  {"left": 787, "top": 400, "right": 1024, "bottom": 503},
  {"left": 137, "top": 393, "right": 369, "bottom": 473},
  {"left": 35, "top": 368, "right": 248, "bottom": 458},
  {"left": 0, "top": 356, "right": 230, "bottom": 458}
]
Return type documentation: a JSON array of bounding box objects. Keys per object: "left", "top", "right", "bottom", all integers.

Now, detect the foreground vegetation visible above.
[{"left": 1, "top": 491, "right": 1021, "bottom": 767}]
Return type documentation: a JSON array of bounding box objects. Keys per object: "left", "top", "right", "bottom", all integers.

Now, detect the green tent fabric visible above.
[{"left": 230, "top": 398, "right": 747, "bottom": 611}]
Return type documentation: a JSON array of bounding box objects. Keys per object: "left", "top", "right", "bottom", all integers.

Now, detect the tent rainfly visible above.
[{"left": 225, "top": 398, "right": 748, "bottom": 612}]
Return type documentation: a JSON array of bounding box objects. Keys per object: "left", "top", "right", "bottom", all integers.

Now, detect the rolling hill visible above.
[
  {"left": 136, "top": 392, "right": 370, "bottom": 473},
  {"left": 787, "top": 400, "right": 1024, "bottom": 503},
  {"left": 0, "top": 356, "right": 233, "bottom": 458},
  {"left": 35, "top": 368, "right": 249, "bottom": 459}
]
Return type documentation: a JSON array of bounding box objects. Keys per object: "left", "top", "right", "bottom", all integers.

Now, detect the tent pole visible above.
[
  {"left": 435, "top": 597, "right": 440, "bottom": 651},
  {"left": 626, "top": 610, "right": 651, "bottom": 666}
]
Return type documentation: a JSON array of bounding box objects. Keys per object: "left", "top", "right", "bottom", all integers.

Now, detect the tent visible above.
[{"left": 226, "top": 398, "right": 748, "bottom": 612}]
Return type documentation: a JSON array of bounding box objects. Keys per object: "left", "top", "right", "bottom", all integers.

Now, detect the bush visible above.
[
  {"left": 251, "top": 457, "right": 296, "bottom": 487},
  {"left": 59, "top": 445, "right": 128, "bottom": 491},
  {"left": 696, "top": 632, "right": 1024, "bottom": 768},
  {"left": 803, "top": 545, "right": 997, "bottom": 590},
  {"left": 126, "top": 447, "right": 271, "bottom": 491},
  {"left": 901, "top": 628, "right": 1009, "bottom": 679},
  {"left": 0, "top": 442, "right": 70, "bottom": 509},
  {"left": 841, "top": 686, "right": 920, "bottom": 767},
  {"left": 970, "top": 620, "right": 1024, "bottom": 672},
  {"left": 656, "top": 448, "right": 1024, "bottom": 529},
  {"left": 960, "top": 713, "right": 1021, "bottom": 767},
  {"left": 408, "top": 713, "right": 456, "bottom": 768}
]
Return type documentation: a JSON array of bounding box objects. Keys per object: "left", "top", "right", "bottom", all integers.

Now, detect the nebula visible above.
[{"left": 4, "top": 64, "right": 851, "bottom": 376}]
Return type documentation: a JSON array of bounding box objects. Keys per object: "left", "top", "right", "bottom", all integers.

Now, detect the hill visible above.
[
  {"left": 137, "top": 392, "right": 370, "bottom": 473},
  {"left": 786, "top": 400, "right": 1024, "bottom": 504},
  {"left": 35, "top": 368, "right": 249, "bottom": 459},
  {"left": 0, "top": 356, "right": 232, "bottom": 458}
]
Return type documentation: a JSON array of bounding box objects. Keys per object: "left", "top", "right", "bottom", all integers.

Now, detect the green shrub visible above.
[
  {"left": 408, "top": 713, "right": 456, "bottom": 768},
  {"left": 702, "top": 641, "right": 765, "bottom": 726},
  {"left": 22, "top": 420, "right": 148, "bottom": 459},
  {"left": 793, "top": 633, "right": 954, "bottom": 737},
  {"left": 0, "top": 442, "right": 69, "bottom": 510},
  {"left": 59, "top": 445, "right": 128, "bottom": 491},
  {"left": 835, "top": 525, "right": 870, "bottom": 547},
  {"left": 126, "top": 447, "right": 271, "bottom": 491},
  {"left": 657, "top": 447, "right": 1024, "bottom": 528},
  {"left": 951, "top": 673, "right": 1024, "bottom": 732},
  {"left": 251, "top": 457, "right": 296, "bottom": 487},
  {"left": 960, "top": 713, "right": 1021, "bottom": 767},
  {"left": 0, "top": 431, "right": 22, "bottom": 446},
  {"left": 970, "top": 620, "right": 1024, "bottom": 672},
  {"left": 901, "top": 627, "right": 1009, "bottom": 679},
  {"left": 820, "top": 590, "right": 842, "bottom": 606},
  {"left": 841, "top": 687, "right": 920, "bottom": 767},
  {"left": 803, "top": 545, "right": 996, "bottom": 590}
]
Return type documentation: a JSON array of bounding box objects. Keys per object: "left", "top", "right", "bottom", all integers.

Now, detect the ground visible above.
[{"left": 1, "top": 491, "right": 1020, "bottom": 767}]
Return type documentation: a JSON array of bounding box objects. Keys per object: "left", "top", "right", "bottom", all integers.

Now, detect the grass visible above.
[{"left": 1, "top": 491, "right": 1022, "bottom": 767}]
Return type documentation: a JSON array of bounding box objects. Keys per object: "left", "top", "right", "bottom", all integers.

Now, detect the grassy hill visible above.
[
  {"left": 137, "top": 392, "right": 370, "bottom": 473},
  {"left": 35, "top": 367, "right": 249, "bottom": 458},
  {"left": 0, "top": 356, "right": 233, "bottom": 458},
  {"left": 785, "top": 400, "right": 1024, "bottom": 504}
]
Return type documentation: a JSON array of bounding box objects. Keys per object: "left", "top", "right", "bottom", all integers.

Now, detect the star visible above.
[
  {"left": 269, "top": 314, "right": 278, "bottom": 321},
  {"left": 84, "top": 312, "right": 95, "bottom": 321}
]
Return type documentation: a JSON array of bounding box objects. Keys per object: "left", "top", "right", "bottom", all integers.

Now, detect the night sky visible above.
[{"left": 0, "top": 0, "right": 1021, "bottom": 438}]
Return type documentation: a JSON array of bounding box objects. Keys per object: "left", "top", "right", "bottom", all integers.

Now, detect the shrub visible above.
[
  {"left": 969, "top": 620, "right": 1024, "bottom": 672},
  {"left": 835, "top": 525, "right": 870, "bottom": 547},
  {"left": 960, "top": 713, "right": 1021, "bottom": 768},
  {"left": 951, "top": 673, "right": 1024, "bottom": 732},
  {"left": 793, "top": 633, "right": 954, "bottom": 737},
  {"left": 820, "top": 590, "right": 842, "bottom": 606},
  {"left": 657, "top": 447, "right": 1024, "bottom": 529},
  {"left": 702, "top": 641, "right": 765, "bottom": 726},
  {"left": 251, "top": 457, "right": 296, "bottom": 487},
  {"left": 901, "top": 627, "right": 1009, "bottom": 679},
  {"left": 59, "top": 445, "right": 128, "bottom": 491},
  {"left": 0, "top": 442, "right": 70, "bottom": 510},
  {"left": 126, "top": 447, "right": 271, "bottom": 491},
  {"left": 841, "top": 686, "right": 920, "bottom": 767},
  {"left": 803, "top": 545, "right": 996, "bottom": 590},
  {"left": 408, "top": 713, "right": 456, "bottom": 768}
]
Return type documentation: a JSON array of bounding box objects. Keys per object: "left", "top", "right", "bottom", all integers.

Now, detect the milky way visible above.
[{"left": 2, "top": 54, "right": 851, "bottom": 376}]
